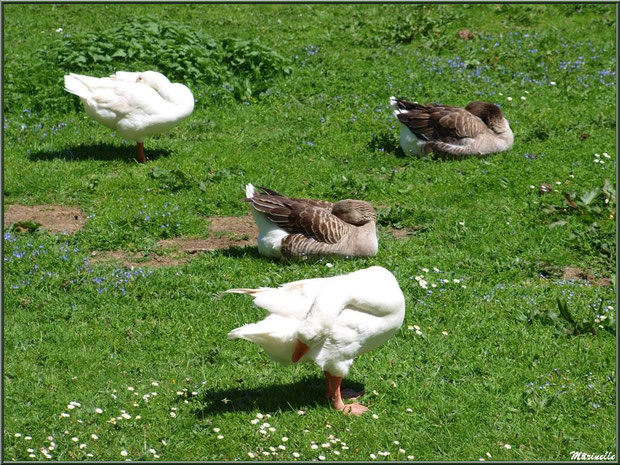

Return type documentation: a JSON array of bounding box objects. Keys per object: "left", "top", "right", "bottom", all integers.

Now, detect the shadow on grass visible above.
[
  {"left": 368, "top": 129, "right": 497, "bottom": 161},
  {"left": 28, "top": 143, "right": 173, "bottom": 163},
  {"left": 212, "top": 246, "right": 264, "bottom": 260},
  {"left": 368, "top": 129, "right": 406, "bottom": 158},
  {"left": 193, "top": 375, "right": 366, "bottom": 417},
  {"left": 213, "top": 247, "right": 371, "bottom": 266}
]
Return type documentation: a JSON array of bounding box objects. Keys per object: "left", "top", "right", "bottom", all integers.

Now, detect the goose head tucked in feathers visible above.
[
  {"left": 136, "top": 71, "right": 195, "bottom": 113},
  {"left": 464, "top": 101, "right": 510, "bottom": 135},
  {"left": 225, "top": 265, "right": 405, "bottom": 415},
  {"left": 331, "top": 200, "right": 377, "bottom": 226}
]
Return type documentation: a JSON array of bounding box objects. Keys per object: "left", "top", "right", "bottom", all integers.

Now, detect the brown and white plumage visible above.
[
  {"left": 244, "top": 184, "right": 378, "bottom": 259},
  {"left": 390, "top": 97, "right": 514, "bottom": 158}
]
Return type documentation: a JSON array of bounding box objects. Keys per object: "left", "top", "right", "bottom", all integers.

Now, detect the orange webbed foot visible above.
[{"left": 341, "top": 403, "right": 369, "bottom": 416}]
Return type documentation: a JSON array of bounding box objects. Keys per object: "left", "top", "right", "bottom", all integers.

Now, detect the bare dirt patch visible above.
[
  {"left": 208, "top": 214, "right": 257, "bottom": 236},
  {"left": 159, "top": 215, "right": 257, "bottom": 252},
  {"left": 562, "top": 266, "right": 593, "bottom": 282},
  {"left": 385, "top": 226, "right": 423, "bottom": 239},
  {"left": 457, "top": 28, "right": 474, "bottom": 40},
  {"left": 561, "top": 266, "right": 611, "bottom": 286},
  {"left": 4, "top": 204, "right": 86, "bottom": 234},
  {"left": 388, "top": 228, "right": 413, "bottom": 239},
  {"left": 89, "top": 250, "right": 189, "bottom": 268},
  {"left": 90, "top": 215, "right": 258, "bottom": 267},
  {"left": 536, "top": 263, "right": 612, "bottom": 286}
]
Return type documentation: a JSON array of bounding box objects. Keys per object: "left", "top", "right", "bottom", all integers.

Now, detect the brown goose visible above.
[
  {"left": 390, "top": 97, "right": 514, "bottom": 158},
  {"left": 244, "top": 184, "right": 378, "bottom": 259}
]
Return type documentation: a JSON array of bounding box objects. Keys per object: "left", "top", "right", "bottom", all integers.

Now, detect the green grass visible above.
[{"left": 3, "top": 3, "right": 616, "bottom": 461}]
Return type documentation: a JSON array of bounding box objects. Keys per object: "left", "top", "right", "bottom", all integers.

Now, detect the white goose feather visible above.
[
  {"left": 226, "top": 266, "right": 406, "bottom": 379},
  {"left": 64, "top": 70, "right": 194, "bottom": 161}
]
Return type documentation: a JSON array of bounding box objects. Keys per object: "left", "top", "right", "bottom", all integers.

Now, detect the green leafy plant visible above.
[
  {"left": 8, "top": 221, "right": 42, "bottom": 233},
  {"left": 559, "top": 179, "right": 615, "bottom": 218},
  {"left": 368, "top": 5, "right": 463, "bottom": 48},
  {"left": 149, "top": 167, "right": 193, "bottom": 192},
  {"left": 555, "top": 298, "right": 615, "bottom": 336},
  {"left": 541, "top": 179, "right": 616, "bottom": 265},
  {"left": 517, "top": 304, "right": 562, "bottom": 327},
  {"left": 377, "top": 205, "right": 420, "bottom": 230},
  {"left": 83, "top": 176, "right": 100, "bottom": 193},
  {"left": 48, "top": 17, "right": 292, "bottom": 99},
  {"left": 6, "top": 16, "right": 292, "bottom": 114},
  {"left": 368, "top": 130, "right": 403, "bottom": 156},
  {"left": 496, "top": 4, "right": 541, "bottom": 26},
  {"left": 519, "top": 298, "right": 615, "bottom": 336},
  {"left": 62, "top": 18, "right": 290, "bottom": 100}
]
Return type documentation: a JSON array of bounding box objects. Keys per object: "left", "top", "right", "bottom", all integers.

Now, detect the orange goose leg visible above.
[
  {"left": 326, "top": 372, "right": 369, "bottom": 416},
  {"left": 325, "top": 371, "right": 365, "bottom": 400},
  {"left": 292, "top": 341, "right": 368, "bottom": 415},
  {"left": 137, "top": 141, "right": 146, "bottom": 163}
]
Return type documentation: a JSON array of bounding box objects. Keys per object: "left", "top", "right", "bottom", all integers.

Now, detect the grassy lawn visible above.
[{"left": 2, "top": 3, "right": 616, "bottom": 461}]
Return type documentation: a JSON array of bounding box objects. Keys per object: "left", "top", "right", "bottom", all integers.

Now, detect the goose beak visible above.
[{"left": 292, "top": 340, "right": 310, "bottom": 363}]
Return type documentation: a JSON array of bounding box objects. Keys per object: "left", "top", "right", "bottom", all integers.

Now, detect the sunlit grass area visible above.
[{"left": 2, "top": 3, "right": 616, "bottom": 461}]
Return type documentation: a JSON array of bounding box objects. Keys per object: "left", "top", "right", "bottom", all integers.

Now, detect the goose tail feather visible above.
[
  {"left": 389, "top": 96, "right": 401, "bottom": 114},
  {"left": 63, "top": 74, "right": 92, "bottom": 99},
  {"left": 245, "top": 183, "right": 257, "bottom": 199}
]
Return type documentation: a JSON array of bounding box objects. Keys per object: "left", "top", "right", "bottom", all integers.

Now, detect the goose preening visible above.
[
  {"left": 390, "top": 97, "right": 514, "bottom": 158},
  {"left": 244, "top": 183, "right": 378, "bottom": 259},
  {"left": 226, "top": 266, "right": 406, "bottom": 415},
  {"left": 64, "top": 71, "right": 194, "bottom": 163}
]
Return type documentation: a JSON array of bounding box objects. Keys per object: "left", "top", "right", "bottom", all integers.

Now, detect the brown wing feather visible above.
[
  {"left": 248, "top": 195, "right": 346, "bottom": 243},
  {"left": 395, "top": 101, "right": 487, "bottom": 141},
  {"left": 296, "top": 205, "right": 346, "bottom": 243},
  {"left": 280, "top": 234, "right": 333, "bottom": 257},
  {"left": 291, "top": 197, "right": 334, "bottom": 210},
  {"left": 437, "top": 108, "right": 488, "bottom": 139},
  {"left": 253, "top": 185, "right": 284, "bottom": 196},
  {"left": 248, "top": 186, "right": 334, "bottom": 210}
]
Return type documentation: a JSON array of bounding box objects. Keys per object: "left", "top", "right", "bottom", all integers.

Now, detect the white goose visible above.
[
  {"left": 226, "top": 266, "right": 406, "bottom": 415},
  {"left": 390, "top": 97, "right": 514, "bottom": 158},
  {"left": 64, "top": 71, "right": 194, "bottom": 163},
  {"left": 244, "top": 183, "right": 378, "bottom": 259}
]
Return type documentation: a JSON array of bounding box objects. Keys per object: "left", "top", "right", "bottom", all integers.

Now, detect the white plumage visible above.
[
  {"left": 64, "top": 70, "right": 194, "bottom": 162},
  {"left": 226, "top": 266, "right": 405, "bottom": 415},
  {"left": 390, "top": 97, "right": 426, "bottom": 156},
  {"left": 245, "top": 184, "right": 290, "bottom": 258}
]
